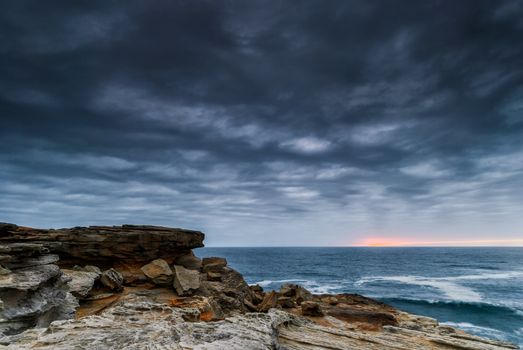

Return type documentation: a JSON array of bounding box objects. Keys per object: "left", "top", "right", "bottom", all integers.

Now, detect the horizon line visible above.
[{"left": 202, "top": 245, "right": 523, "bottom": 248}]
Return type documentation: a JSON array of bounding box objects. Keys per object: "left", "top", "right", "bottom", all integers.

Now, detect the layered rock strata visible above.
[
  {"left": 0, "top": 223, "right": 204, "bottom": 266},
  {"left": 0, "top": 243, "right": 76, "bottom": 336}
]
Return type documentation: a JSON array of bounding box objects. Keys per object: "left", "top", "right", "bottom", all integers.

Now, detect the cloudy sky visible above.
[{"left": 1, "top": 1, "right": 522, "bottom": 246}]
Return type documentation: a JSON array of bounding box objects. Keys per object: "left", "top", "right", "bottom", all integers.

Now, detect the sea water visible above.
[{"left": 196, "top": 247, "right": 523, "bottom": 347}]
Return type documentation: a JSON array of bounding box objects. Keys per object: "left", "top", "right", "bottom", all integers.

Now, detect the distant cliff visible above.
[{"left": 0, "top": 223, "right": 518, "bottom": 349}]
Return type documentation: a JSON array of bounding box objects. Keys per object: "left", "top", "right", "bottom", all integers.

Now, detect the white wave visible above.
[
  {"left": 252, "top": 279, "right": 308, "bottom": 287},
  {"left": 356, "top": 270, "right": 523, "bottom": 303},
  {"left": 442, "top": 322, "right": 505, "bottom": 336},
  {"left": 445, "top": 271, "right": 523, "bottom": 281},
  {"left": 356, "top": 276, "right": 481, "bottom": 302},
  {"left": 251, "top": 279, "right": 340, "bottom": 294}
]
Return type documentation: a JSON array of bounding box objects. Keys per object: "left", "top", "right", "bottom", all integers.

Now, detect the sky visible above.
[{"left": 1, "top": 1, "right": 522, "bottom": 246}]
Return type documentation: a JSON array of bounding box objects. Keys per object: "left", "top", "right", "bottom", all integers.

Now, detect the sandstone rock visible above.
[
  {"left": 202, "top": 257, "right": 227, "bottom": 272},
  {"left": 170, "top": 295, "right": 225, "bottom": 321},
  {"left": 206, "top": 270, "right": 222, "bottom": 281},
  {"left": 278, "top": 296, "right": 296, "bottom": 308},
  {"left": 327, "top": 308, "right": 397, "bottom": 326},
  {"left": 280, "top": 283, "right": 313, "bottom": 305},
  {"left": 323, "top": 296, "right": 339, "bottom": 305},
  {"left": 0, "top": 297, "right": 301, "bottom": 350},
  {"left": 62, "top": 269, "right": 100, "bottom": 298},
  {"left": 0, "top": 223, "right": 204, "bottom": 266},
  {"left": 0, "top": 243, "right": 76, "bottom": 336},
  {"left": 173, "top": 252, "right": 202, "bottom": 271},
  {"left": 173, "top": 265, "right": 200, "bottom": 296},
  {"left": 258, "top": 291, "right": 279, "bottom": 312},
  {"left": 301, "top": 301, "right": 324, "bottom": 317},
  {"left": 199, "top": 267, "right": 255, "bottom": 314},
  {"left": 140, "top": 259, "right": 173, "bottom": 286},
  {"left": 100, "top": 268, "right": 124, "bottom": 292},
  {"left": 82, "top": 265, "right": 102, "bottom": 275}
]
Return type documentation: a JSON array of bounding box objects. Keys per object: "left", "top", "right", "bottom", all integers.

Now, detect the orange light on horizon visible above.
[{"left": 354, "top": 238, "right": 523, "bottom": 247}]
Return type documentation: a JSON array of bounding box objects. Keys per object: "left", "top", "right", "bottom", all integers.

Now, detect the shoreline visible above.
[{"left": 1, "top": 223, "right": 519, "bottom": 349}]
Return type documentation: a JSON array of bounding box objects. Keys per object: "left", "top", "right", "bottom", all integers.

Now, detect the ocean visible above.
[{"left": 196, "top": 247, "right": 523, "bottom": 347}]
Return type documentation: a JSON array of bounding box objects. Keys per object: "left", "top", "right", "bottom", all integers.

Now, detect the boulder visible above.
[
  {"left": 140, "top": 259, "right": 173, "bottom": 286},
  {"left": 173, "top": 265, "right": 200, "bottom": 296},
  {"left": 82, "top": 265, "right": 102, "bottom": 274},
  {"left": 279, "top": 283, "right": 313, "bottom": 305},
  {"left": 278, "top": 296, "right": 296, "bottom": 308},
  {"left": 202, "top": 257, "right": 227, "bottom": 272},
  {"left": 301, "top": 301, "right": 324, "bottom": 317},
  {"left": 62, "top": 269, "right": 100, "bottom": 298},
  {"left": 174, "top": 252, "right": 202, "bottom": 271},
  {"left": 100, "top": 268, "right": 124, "bottom": 292},
  {"left": 199, "top": 267, "right": 256, "bottom": 314}
]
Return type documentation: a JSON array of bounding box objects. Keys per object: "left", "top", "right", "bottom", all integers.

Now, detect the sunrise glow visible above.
[{"left": 354, "top": 238, "right": 523, "bottom": 247}]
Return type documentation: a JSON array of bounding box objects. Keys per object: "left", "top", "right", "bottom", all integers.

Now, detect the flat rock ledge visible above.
[{"left": 0, "top": 292, "right": 517, "bottom": 350}]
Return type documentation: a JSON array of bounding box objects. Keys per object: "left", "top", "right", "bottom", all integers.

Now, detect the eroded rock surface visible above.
[
  {"left": 0, "top": 291, "right": 517, "bottom": 350},
  {"left": 0, "top": 223, "right": 204, "bottom": 266},
  {"left": 0, "top": 243, "right": 76, "bottom": 336}
]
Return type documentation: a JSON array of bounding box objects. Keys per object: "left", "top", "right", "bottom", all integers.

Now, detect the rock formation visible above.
[
  {"left": 0, "top": 243, "right": 76, "bottom": 336},
  {"left": 0, "top": 222, "right": 518, "bottom": 349},
  {"left": 0, "top": 223, "right": 204, "bottom": 266}
]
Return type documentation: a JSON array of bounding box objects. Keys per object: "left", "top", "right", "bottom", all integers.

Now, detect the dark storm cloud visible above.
[{"left": 1, "top": 0, "right": 522, "bottom": 245}]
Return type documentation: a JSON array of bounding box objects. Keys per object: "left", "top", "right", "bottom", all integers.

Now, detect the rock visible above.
[
  {"left": 206, "top": 271, "right": 222, "bottom": 281},
  {"left": 199, "top": 267, "right": 255, "bottom": 314},
  {"left": 0, "top": 265, "right": 11, "bottom": 275},
  {"left": 322, "top": 296, "right": 339, "bottom": 305},
  {"left": 172, "top": 265, "right": 200, "bottom": 296},
  {"left": 280, "top": 284, "right": 294, "bottom": 296},
  {"left": 243, "top": 299, "right": 258, "bottom": 312},
  {"left": 328, "top": 308, "right": 396, "bottom": 326},
  {"left": 0, "top": 297, "right": 301, "bottom": 350},
  {"left": 278, "top": 297, "right": 296, "bottom": 308},
  {"left": 202, "top": 257, "right": 227, "bottom": 272},
  {"left": 83, "top": 265, "right": 102, "bottom": 275},
  {"left": 3, "top": 302, "right": 517, "bottom": 350},
  {"left": 301, "top": 301, "right": 324, "bottom": 317},
  {"left": 0, "top": 223, "right": 204, "bottom": 266},
  {"left": 170, "top": 295, "right": 225, "bottom": 321},
  {"left": 140, "top": 259, "right": 173, "bottom": 286},
  {"left": 100, "top": 268, "right": 124, "bottom": 292},
  {"left": 295, "top": 285, "right": 313, "bottom": 305},
  {"left": 0, "top": 243, "right": 77, "bottom": 336},
  {"left": 258, "top": 291, "right": 279, "bottom": 312},
  {"left": 180, "top": 308, "right": 201, "bottom": 322},
  {"left": 62, "top": 269, "right": 100, "bottom": 298},
  {"left": 173, "top": 252, "right": 202, "bottom": 271},
  {"left": 249, "top": 284, "right": 263, "bottom": 293},
  {"left": 279, "top": 283, "right": 313, "bottom": 305}
]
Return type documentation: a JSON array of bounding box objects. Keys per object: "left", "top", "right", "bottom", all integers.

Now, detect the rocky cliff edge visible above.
[{"left": 0, "top": 223, "right": 518, "bottom": 349}]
